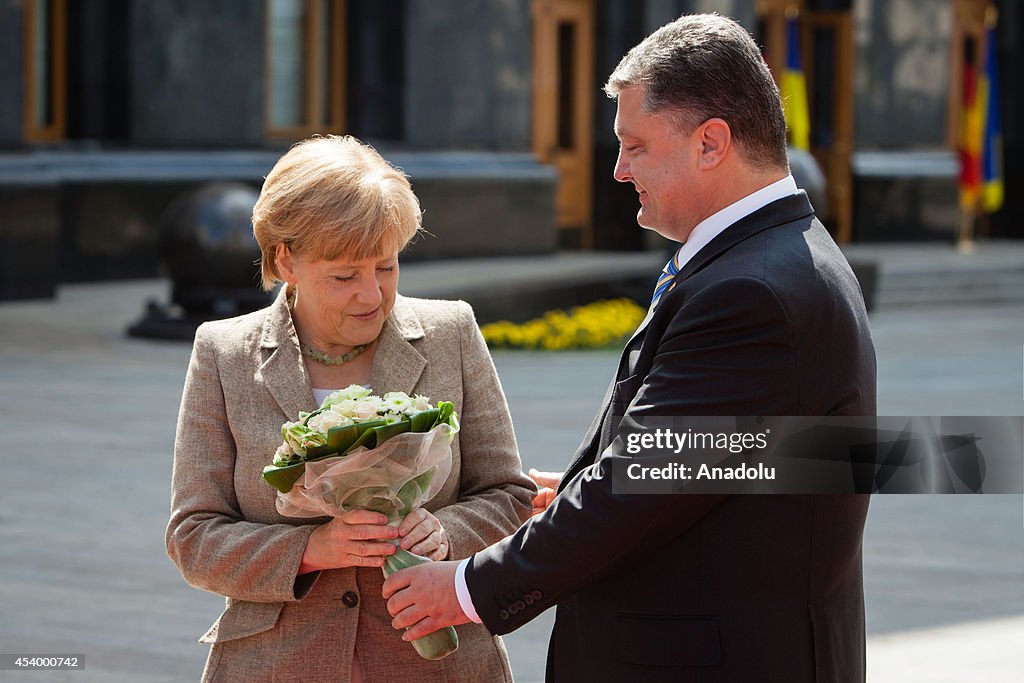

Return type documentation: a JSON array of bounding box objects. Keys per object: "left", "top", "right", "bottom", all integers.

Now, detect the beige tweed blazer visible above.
[{"left": 166, "top": 288, "right": 534, "bottom": 683}]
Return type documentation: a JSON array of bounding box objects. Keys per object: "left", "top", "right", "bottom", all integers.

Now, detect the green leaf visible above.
[
  {"left": 339, "top": 485, "right": 394, "bottom": 515},
  {"left": 346, "top": 418, "right": 411, "bottom": 452},
  {"left": 409, "top": 408, "right": 440, "bottom": 432},
  {"left": 436, "top": 401, "right": 457, "bottom": 430},
  {"left": 381, "top": 551, "right": 462, "bottom": 660},
  {"left": 395, "top": 469, "right": 436, "bottom": 517},
  {"left": 261, "top": 462, "right": 306, "bottom": 493},
  {"left": 305, "top": 419, "right": 387, "bottom": 459},
  {"left": 305, "top": 423, "right": 355, "bottom": 459}
]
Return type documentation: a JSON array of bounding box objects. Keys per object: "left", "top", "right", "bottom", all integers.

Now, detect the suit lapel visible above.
[
  {"left": 674, "top": 191, "right": 815, "bottom": 285},
  {"left": 370, "top": 295, "right": 427, "bottom": 395},
  {"left": 624, "top": 301, "right": 657, "bottom": 349},
  {"left": 559, "top": 193, "right": 816, "bottom": 487},
  {"left": 559, "top": 322, "right": 648, "bottom": 490},
  {"left": 259, "top": 287, "right": 317, "bottom": 419}
]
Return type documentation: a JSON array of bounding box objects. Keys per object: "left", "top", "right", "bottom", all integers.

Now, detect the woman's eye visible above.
[
  {"left": 377, "top": 266, "right": 396, "bottom": 273},
  {"left": 333, "top": 275, "right": 355, "bottom": 282}
]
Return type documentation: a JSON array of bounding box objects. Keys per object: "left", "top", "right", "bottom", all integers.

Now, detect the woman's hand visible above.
[
  {"left": 529, "top": 468, "right": 562, "bottom": 516},
  {"left": 299, "top": 509, "right": 399, "bottom": 573},
  {"left": 399, "top": 508, "right": 449, "bottom": 561}
]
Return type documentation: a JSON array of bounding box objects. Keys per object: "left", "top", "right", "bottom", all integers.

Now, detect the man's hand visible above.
[
  {"left": 382, "top": 560, "right": 470, "bottom": 641},
  {"left": 528, "top": 468, "right": 562, "bottom": 516}
]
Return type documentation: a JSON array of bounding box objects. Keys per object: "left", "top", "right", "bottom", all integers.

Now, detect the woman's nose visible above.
[{"left": 356, "top": 274, "right": 383, "bottom": 306}]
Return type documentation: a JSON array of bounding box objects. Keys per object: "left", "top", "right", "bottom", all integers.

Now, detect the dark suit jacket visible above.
[{"left": 466, "top": 193, "right": 876, "bottom": 683}]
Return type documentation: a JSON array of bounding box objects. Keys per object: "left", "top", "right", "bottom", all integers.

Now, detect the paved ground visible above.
[{"left": 1, "top": 278, "right": 1022, "bottom": 682}]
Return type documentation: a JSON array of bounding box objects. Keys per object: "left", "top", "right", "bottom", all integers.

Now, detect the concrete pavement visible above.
[{"left": 1, "top": 277, "right": 1022, "bottom": 682}]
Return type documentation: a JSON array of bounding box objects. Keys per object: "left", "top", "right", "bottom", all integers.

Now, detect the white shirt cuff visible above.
[{"left": 455, "top": 557, "right": 483, "bottom": 624}]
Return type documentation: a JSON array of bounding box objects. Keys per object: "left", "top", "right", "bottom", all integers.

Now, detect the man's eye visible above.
[
  {"left": 334, "top": 275, "right": 355, "bottom": 282},
  {"left": 377, "top": 266, "right": 396, "bottom": 272}
]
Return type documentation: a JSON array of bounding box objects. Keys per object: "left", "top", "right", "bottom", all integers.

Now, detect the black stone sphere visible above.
[{"left": 160, "top": 182, "right": 271, "bottom": 315}]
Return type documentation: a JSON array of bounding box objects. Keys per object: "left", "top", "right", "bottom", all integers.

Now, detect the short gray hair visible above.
[{"left": 605, "top": 13, "right": 788, "bottom": 170}]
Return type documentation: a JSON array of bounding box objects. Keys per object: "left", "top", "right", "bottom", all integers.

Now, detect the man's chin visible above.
[{"left": 636, "top": 211, "right": 672, "bottom": 238}]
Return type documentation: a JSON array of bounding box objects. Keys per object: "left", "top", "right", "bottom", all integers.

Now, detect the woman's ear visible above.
[
  {"left": 697, "top": 117, "right": 731, "bottom": 170},
  {"left": 275, "top": 243, "right": 298, "bottom": 285}
]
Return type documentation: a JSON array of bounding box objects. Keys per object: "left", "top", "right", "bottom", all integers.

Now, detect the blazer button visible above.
[
  {"left": 514, "top": 600, "right": 526, "bottom": 611},
  {"left": 341, "top": 591, "right": 359, "bottom": 608},
  {"left": 531, "top": 590, "right": 543, "bottom": 600},
  {"left": 499, "top": 609, "right": 510, "bottom": 621}
]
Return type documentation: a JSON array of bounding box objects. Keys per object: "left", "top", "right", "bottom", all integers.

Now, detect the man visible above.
[{"left": 384, "top": 14, "right": 875, "bottom": 682}]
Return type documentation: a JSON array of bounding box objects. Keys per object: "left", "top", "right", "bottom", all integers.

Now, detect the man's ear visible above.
[
  {"left": 275, "top": 242, "right": 298, "bottom": 285},
  {"left": 697, "top": 118, "right": 731, "bottom": 170}
]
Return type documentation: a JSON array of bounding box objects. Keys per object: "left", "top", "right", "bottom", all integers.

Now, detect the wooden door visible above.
[{"left": 532, "top": 0, "right": 594, "bottom": 247}]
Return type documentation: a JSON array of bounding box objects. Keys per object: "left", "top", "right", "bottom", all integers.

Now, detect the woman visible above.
[{"left": 166, "top": 135, "right": 534, "bottom": 682}]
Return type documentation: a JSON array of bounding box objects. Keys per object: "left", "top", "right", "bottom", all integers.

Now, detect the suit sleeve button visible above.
[
  {"left": 524, "top": 594, "right": 534, "bottom": 605},
  {"left": 499, "top": 609, "right": 510, "bottom": 621},
  {"left": 514, "top": 600, "right": 526, "bottom": 610},
  {"left": 531, "top": 590, "right": 543, "bottom": 600}
]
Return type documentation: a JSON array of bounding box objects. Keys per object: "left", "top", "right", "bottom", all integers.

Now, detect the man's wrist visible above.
[{"left": 454, "top": 557, "right": 483, "bottom": 624}]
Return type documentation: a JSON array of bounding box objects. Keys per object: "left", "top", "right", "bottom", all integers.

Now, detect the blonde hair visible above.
[{"left": 252, "top": 135, "right": 422, "bottom": 290}]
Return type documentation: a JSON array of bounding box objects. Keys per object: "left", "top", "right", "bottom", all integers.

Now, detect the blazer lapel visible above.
[
  {"left": 259, "top": 287, "right": 317, "bottom": 419},
  {"left": 620, "top": 194, "right": 811, "bottom": 353},
  {"left": 624, "top": 301, "right": 657, "bottom": 349},
  {"left": 675, "top": 191, "right": 815, "bottom": 285},
  {"left": 560, "top": 325, "right": 646, "bottom": 489},
  {"left": 370, "top": 295, "right": 427, "bottom": 395},
  {"left": 560, "top": 193, "right": 816, "bottom": 487}
]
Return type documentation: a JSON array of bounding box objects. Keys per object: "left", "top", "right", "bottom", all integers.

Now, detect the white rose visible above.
[
  {"left": 352, "top": 399, "right": 381, "bottom": 421},
  {"left": 309, "top": 410, "right": 353, "bottom": 432},
  {"left": 330, "top": 399, "right": 359, "bottom": 418},
  {"left": 273, "top": 442, "right": 297, "bottom": 466}
]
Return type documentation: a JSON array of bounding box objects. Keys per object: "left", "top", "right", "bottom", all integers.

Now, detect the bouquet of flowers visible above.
[{"left": 262, "top": 385, "right": 461, "bottom": 660}]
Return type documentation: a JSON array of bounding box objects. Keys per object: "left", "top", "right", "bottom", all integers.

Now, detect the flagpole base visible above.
[{"left": 957, "top": 207, "right": 976, "bottom": 254}]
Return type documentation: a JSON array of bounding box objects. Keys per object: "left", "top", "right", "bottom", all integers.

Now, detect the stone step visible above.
[
  {"left": 875, "top": 269, "right": 1024, "bottom": 308},
  {"left": 843, "top": 241, "right": 1024, "bottom": 310}
]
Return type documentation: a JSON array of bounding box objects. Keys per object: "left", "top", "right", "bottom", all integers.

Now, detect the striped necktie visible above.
[{"left": 650, "top": 248, "right": 682, "bottom": 308}]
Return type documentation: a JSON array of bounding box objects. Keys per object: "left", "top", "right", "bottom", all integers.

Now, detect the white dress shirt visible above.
[{"left": 454, "top": 174, "right": 801, "bottom": 623}]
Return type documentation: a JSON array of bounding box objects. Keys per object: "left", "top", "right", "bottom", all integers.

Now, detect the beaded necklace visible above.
[{"left": 299, "top": 341, "right": 370, "bottom": 366}]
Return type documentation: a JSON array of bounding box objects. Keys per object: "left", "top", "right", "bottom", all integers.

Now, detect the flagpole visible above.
[
  {"left": 957, "top": 205, "right": 975, "bottom": 253},
  {"left": 986, "top": 5, "right": 997, "bottom": 31}
]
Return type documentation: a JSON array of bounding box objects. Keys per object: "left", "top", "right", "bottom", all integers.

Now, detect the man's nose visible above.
[{"left": 612, "top": 151, "right": 630, "bottom": 183}]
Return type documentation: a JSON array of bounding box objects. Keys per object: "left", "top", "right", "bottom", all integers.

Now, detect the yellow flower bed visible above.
[{"left": 480, "top": 298, "right": 647, "bottom": 350}]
